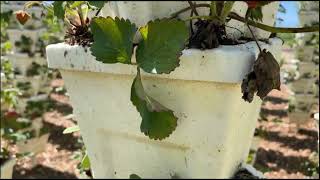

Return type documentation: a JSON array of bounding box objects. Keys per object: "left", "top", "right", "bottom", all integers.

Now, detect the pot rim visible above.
[{"left": 46, "top": 38, "right": 282, "bottom": 83}]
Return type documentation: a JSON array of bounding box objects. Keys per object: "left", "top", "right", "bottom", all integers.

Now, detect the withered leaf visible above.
[
  {"left": 241, "top": 71, "right": 257, "bottom": 103},
  {"left": 242, "top": 49, "right": 281, "bottom": 102},
  {"left": 15, "top": 10, "right": 31, "bottom": 25}
]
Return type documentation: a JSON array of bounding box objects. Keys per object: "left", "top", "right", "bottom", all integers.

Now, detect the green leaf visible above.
[
  {"left": 24, "top": 1, "right": 42, "bottom": 9},
  {"left": 129, "top": 174, "right": 141, "bottom": 179},
  {"left": 0, "top": 10, "right": 13, "bottom": 23},
  {"left": 278, "top": 4, "right": 286, "bottom": 14},
  {"left": 90, "top": 17, "right": 137, "bottom": 64},
  {"left": 246, "top": 7, "right": 263, "bottom": 22},
  {"left": 136, "top": 18, "right": 188, "bottom": 74},
  {"left": 88, "top": 1, "right": 107, "bottom": 9},
  {"left": 80, "top": 153, "right": 91, "bottom": 170},
  {"left": 68, "top": 1, "right": 85, "bottom": 9},
  {"left": 52, "top": 1, "right": 66, "bottom": 20},
  {"left": 130, "top": 68, "right": 178, "bottom": 140},
  {"left": 63, "top": 125, "right": 80, "bottom": 134},
  {"left": 220, "top": 1, "right": 235, "bottom": 23}
]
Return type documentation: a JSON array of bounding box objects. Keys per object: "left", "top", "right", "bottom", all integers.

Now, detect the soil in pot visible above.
[{"left": 64, "top": 18, "right": 93, "bottom": 47}]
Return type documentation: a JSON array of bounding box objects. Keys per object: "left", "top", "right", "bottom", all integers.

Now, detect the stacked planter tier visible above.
[
  {"left": 7, "top": 28, "right": 46, "bottom": 54},
  {"left": 101, "top": 1, "right": 279, "bottom": 40},
  {"left": 46, "top": 38, "right": 282, "bottom": 178},
  {"left": 288, "top": 1, "right": 319, "bottom": 123},
  {"left": 0, "top": 159, "right": 16, "bottom": 179}
]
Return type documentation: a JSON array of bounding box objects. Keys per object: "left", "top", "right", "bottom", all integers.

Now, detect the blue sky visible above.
[{"left": 276, "top": 1, "right": 299, "bottom": 27}]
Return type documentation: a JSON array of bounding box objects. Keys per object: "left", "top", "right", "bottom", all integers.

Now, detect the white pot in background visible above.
[
  {"left": 7, "top": 28, "right": 46, "bottom": 54},
  {"left": 5, "top": 53, "right": 46, "bottom": 76},
  {"left": 243, "top": 2, "right": 280, "bottom": 39},
  {"left": 101, "top": 1, "right": 279, "bottom": 40},
  {"left": 0, "top": 158, "right": 16, "bottom": 179},
  {"left": 46, "top": 38, "right": 282, "bottom": 178},
  {"left": 14, "top": 75, "right": 44, "bottom": 96}
]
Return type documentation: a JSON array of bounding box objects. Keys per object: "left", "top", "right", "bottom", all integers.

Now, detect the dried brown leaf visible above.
[{"left": 242, "top": 49, "right": 281, "bottom": 102}]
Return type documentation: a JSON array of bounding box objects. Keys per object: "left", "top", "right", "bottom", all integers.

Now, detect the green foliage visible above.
[
  {"left": 80, "top": 153, "right": 91, "bottom": 170},
  {"left": 130, "top": 69, "right": 177, "bottom": 140},
  {"left": 26, "top": 62, "right": 47, "bottom": 77},
  {"left": 88, "top": 1, "right": 107, "bottom": 9},
  {"left": 246, "top": 149, "right": 256, "bottom": 164},
  {"left": 246, "top": 7, "right": 263, "bottom": 22},
  {"left": 129, "top": 174, "right": 142, "bottom": 179},
  {"left": 1, "top": 41, "right": 13, "bottom": 55},
  {"left": 1, "top": 60, "right": 21, "bottom": 109},
  {"left": 0, "top": 10, "right": 13, "bottom": 42},
  {"left": 14, "top": 35, "right": 34, "bottom": 55},
  {"left": 136, "top": 19, "right": 188, "bottom": 74},
  {"left": 24, "top": 99, "right": 55, "bottom": 118},
  {"left": 0, "top": 147, "right": 10, "bottom": 164},
  {"left": 74, "top": 148, "right": 92, "bottom": 177},
  {"left": 90, "top": 17, "right": 137, "bottom": 64},
  {"left": 52, "top": 1, "right": 66, "bottom": 20},
  {"left": 1, "top": 88, "right": 21, "bottom": 108},
  {"left": 63, "top": 125, "right": 80, "bottom": 134},
  {"left": 278, "top": 3, "right": 286, "bottom": 14},
  {"left": 277, "top": 33, "right": 296, "bottom": 47}
]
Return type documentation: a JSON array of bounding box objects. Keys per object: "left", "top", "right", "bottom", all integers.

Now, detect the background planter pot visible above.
[
  {"left": 101, "top": 1, "right": 279, "bottom": 40},
  {"left": 46, "top": 38, "right": 282, "bottom": 178},
  {"left": 5, "top": 53, "right": 46, "bottom": 76},
  {"left": 0, "top": 158, "right": 16, "bottom": 179},
  {"left": 7, "top": 28, "right": 46, "bottom": 54}
]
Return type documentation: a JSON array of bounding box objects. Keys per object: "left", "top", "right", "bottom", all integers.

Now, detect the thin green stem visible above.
[
  {"left": 170, "top": 5, "right": 319, "bottom": 33},
  {"left": 246, "top": 23, "right": 262, "bottom": 52},
  {"left": 187, "top": 1, "right": 199, "bottom": 16},
  {"left": 183, "top": 15, "right": 213, "bottom": 21},
  {"left": 220, "top": 1, "right": 234, "bottom": 24},
  {"left": 169, "top": 3, "right": 210, "bottom": 19},
  {"left": 229, "top": 12, "right": 320, "bottom": 33},
  {"left": 210, "top": 1, "right": 217, "bottom": 17}
]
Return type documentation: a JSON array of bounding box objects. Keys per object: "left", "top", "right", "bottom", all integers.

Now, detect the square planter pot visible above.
[
  {"left": 14, "top": 75, "right": 44, "bottom": 97},
  {"left": 46, "top": 38, "right": 282, "bottom": 178},
  {"left": 7, "top": 28, "right": 46, "bottom": 54},
  {"left": 0, "top": 158, "right": 16, "bottom": 179},
  {"left": 5, "top": 53, "right": 46, "bottom": 76}
]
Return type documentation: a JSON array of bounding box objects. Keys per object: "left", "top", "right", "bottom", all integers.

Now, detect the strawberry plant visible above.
[{"left": 22, "top": 1, "right": 319, "bottom": 141}]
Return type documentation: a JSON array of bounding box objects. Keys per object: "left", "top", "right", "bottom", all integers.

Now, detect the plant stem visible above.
[
  {"left": 229, "top": 12, "right": 320, "bottom": 33},
  {"left": 187, "top": 1, "right": 199, "bottom": 16},
  {"left": 170, "top": 3, "right": 210, "bottom": 19},
  {"left": 220, "top": 1, "right": 234, "bottom": 24},
  {"left": 170, "top": 5, "right": 319, "bottom": 33},
  {"left": 77, "top": 7, "right": 85, "bottom": 26},
  {"left": 210, "top": 1, "right": 217, "bottom": 17},
  {"left": 183, "top": 15, "right": 213, "bottom": 21},
  {"left": 246, "top": 23, "right": 262, "bottom": 53},
  {"left": 95, "top": 8, "right": 102, "bottom": 16}
]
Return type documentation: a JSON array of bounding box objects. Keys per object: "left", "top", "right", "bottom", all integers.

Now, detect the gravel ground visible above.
[{"left": 254, "top": 85, "right": 319, "bottom": 179}]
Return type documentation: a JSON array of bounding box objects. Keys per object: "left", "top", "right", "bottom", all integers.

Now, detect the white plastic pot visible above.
[
  {"left": 5, "top": 53, "right": 46, "bottom": 76},
  {"left": 14, "top": 75, "right": 44, "bottom": 96},
  {"left": 0, "top": 158, "right": 16, "bottom": 179},
  {"left": 243, "top": 2, "right": 280, "bottom": 39},
  {"left": 7, "top": 28, "right": 46, "bottom": 54},
  {"left": 46, "top": 38, "right": 282, "bottom": 178},
  {"left": 101, "top": 1, "right": 279, "bottom": 40}
]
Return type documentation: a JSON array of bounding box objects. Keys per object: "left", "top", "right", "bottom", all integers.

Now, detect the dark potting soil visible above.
[
  {"left": 65, "top": 24, "right": 93, "bottom": 47},
  {"left": 187, "top": 19, "right": 239, "bottom": 49}
]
